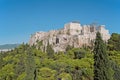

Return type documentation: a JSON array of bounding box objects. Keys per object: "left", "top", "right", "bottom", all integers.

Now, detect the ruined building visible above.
[{"left": 29, "top": 22, "right": 110, "bottom": 52}]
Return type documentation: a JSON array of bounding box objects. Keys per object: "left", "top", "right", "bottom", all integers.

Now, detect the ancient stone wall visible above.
[{"left": 29, "top": 22, "right": 110, "bottom": 52}]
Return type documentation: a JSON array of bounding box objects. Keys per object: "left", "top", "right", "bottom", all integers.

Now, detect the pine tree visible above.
[{"left": 93, "top": 32, "right": 113, "bottom": 80}]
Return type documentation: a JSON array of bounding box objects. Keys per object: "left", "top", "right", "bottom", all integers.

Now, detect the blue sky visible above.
[{"left": 0, "top": 0, "right": 120, "bottom": 45}]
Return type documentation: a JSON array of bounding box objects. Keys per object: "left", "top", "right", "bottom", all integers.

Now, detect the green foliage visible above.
[
  {"left": 66, "top": 50, "right": 75, "bottom": 59},
  {"left": 17, "top": 72, "right": 26, "bottom": 80},
  {"left": 108, "top": 51, "right": 120, "bottom": 65},
  {"left": 57, "top": 72, "right": 72, "bottom": 80},
  {"left": 110, "top": 61, "right": 120, "bottom": 80},
  {"left": 25, "top": 47, "right": 36, "bottom": 80},
  {"left": 72, "top": 67, "right": 83, "bottom": 80},
  {"left": 36, "top": 40, "right": 43, "bottom": 50},
  {"left": 0, "top": 44, "right": 94, "bottom": 80},
  {"left": 46, "top": 42, "right": 54, "bottom": 58},
  {"left": 0, "top": 34, "right": 120, "bottom": 80},
  {"left": 73, "top": 49, "right": 86, "bottom": 59},
  {"left": 108, "top": 33, "right": 120, "bottom": 51},
  {"left": 0, "top": 64, "right": 15, "bottom": 80},
  {"left": 93, "top": 32, "right": 114, "bottom": 80},
  {"left": 0, "top": 53, "right": 4, "bottom": 69},
  {"left": 37, "top": 67, "right": 56, "bottom": 80}
]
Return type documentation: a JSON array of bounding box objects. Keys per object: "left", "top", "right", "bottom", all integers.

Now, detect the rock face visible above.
[{"left": 29, "top": 22, "right": 110, "bottom": 52}]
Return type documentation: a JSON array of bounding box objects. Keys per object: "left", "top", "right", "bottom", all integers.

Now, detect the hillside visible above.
[
  {"left": 0, "top": 33, "right": 120, "bottom": 80},
  {"left": 0, "top": 44, "right": 20, "bottom": 49}
]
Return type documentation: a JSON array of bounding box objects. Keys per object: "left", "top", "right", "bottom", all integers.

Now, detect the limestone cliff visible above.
[{"left": 29, "top": 22, "right": 110, "bottom": 52}]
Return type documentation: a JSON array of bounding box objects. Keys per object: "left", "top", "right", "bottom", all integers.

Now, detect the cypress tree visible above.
[
  {"left": 46, "top": 42, "right": 54, "bottom": 58},
  {"left": 93, "top": 32, "right": 113, "bottom": 80}
]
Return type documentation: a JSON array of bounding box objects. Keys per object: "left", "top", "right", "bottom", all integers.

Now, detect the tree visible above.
[
  {"left": 72, "top": 66, "right": 83, "bottom": 80},
  {"left": 37, "top": 67, "right": 56, "bottom": 80},
  {"left": 74, "top": 49, "right": 86, "bottom": 59},
  {"left": 36, "top": 40, "right": 43, "bottom": 50},
  {"left": 93, "top": 32, "right": 113, "bottom": 80},
  {"left": 25, "top": 47, "right": 36, "bottom": 80},
  {"left": 108, "top": 33, "right": 120, "bottom": 51},
  {"left": 46, "top": 42, "right": 54, "bottom": 59},
  {"left": 0, "top": 53, "right": 4, "bottom": 69},
  {"left": 111, "top": 61, "right": 120, "bottom": 80}
]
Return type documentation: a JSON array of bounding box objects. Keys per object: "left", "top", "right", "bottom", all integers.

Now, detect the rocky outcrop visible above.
[{"left": 29, "top": 21, "right": 110, "bottom": 52}]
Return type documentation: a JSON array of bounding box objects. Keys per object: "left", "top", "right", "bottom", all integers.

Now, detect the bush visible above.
[{"left": 74, "top": 49, "right": 86, "bottom": 59}]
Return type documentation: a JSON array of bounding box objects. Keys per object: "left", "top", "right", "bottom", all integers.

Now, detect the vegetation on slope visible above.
[
  {"left": 94, "top": 32, "right": 113, "bottom": 80},
  {"left": 0, "top": 33, "right": 120, "bottom": 80}
]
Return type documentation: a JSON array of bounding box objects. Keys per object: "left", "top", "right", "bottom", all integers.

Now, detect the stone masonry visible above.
[{"left": 29, "top": 21, "right": 110, "bottom": 52}]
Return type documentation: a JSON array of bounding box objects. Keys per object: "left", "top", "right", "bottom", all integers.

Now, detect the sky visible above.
[{"left": 0, "top": 0, "right": 120, "bottom": 45}]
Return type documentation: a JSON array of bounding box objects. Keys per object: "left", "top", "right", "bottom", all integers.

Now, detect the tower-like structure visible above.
[
  {"left": 98, "top": 25, "right": 110, "bottom": 42},
  {"left": 64, "top": 21, "right": 82, "bottom": 35}
]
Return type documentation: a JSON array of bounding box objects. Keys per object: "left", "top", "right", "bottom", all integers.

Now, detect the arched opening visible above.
[{"left": 56, "top": 38, "right": 59, "bottom": 44}]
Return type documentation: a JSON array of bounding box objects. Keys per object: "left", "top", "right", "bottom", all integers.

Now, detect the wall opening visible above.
[{"left": 56, "top": 38, "right": 59, "bottom": 44}]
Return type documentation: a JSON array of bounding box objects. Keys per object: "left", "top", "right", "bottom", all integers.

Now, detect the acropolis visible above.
[{"left": 29, "top": 21, "right": 110, "bottom": 52}]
